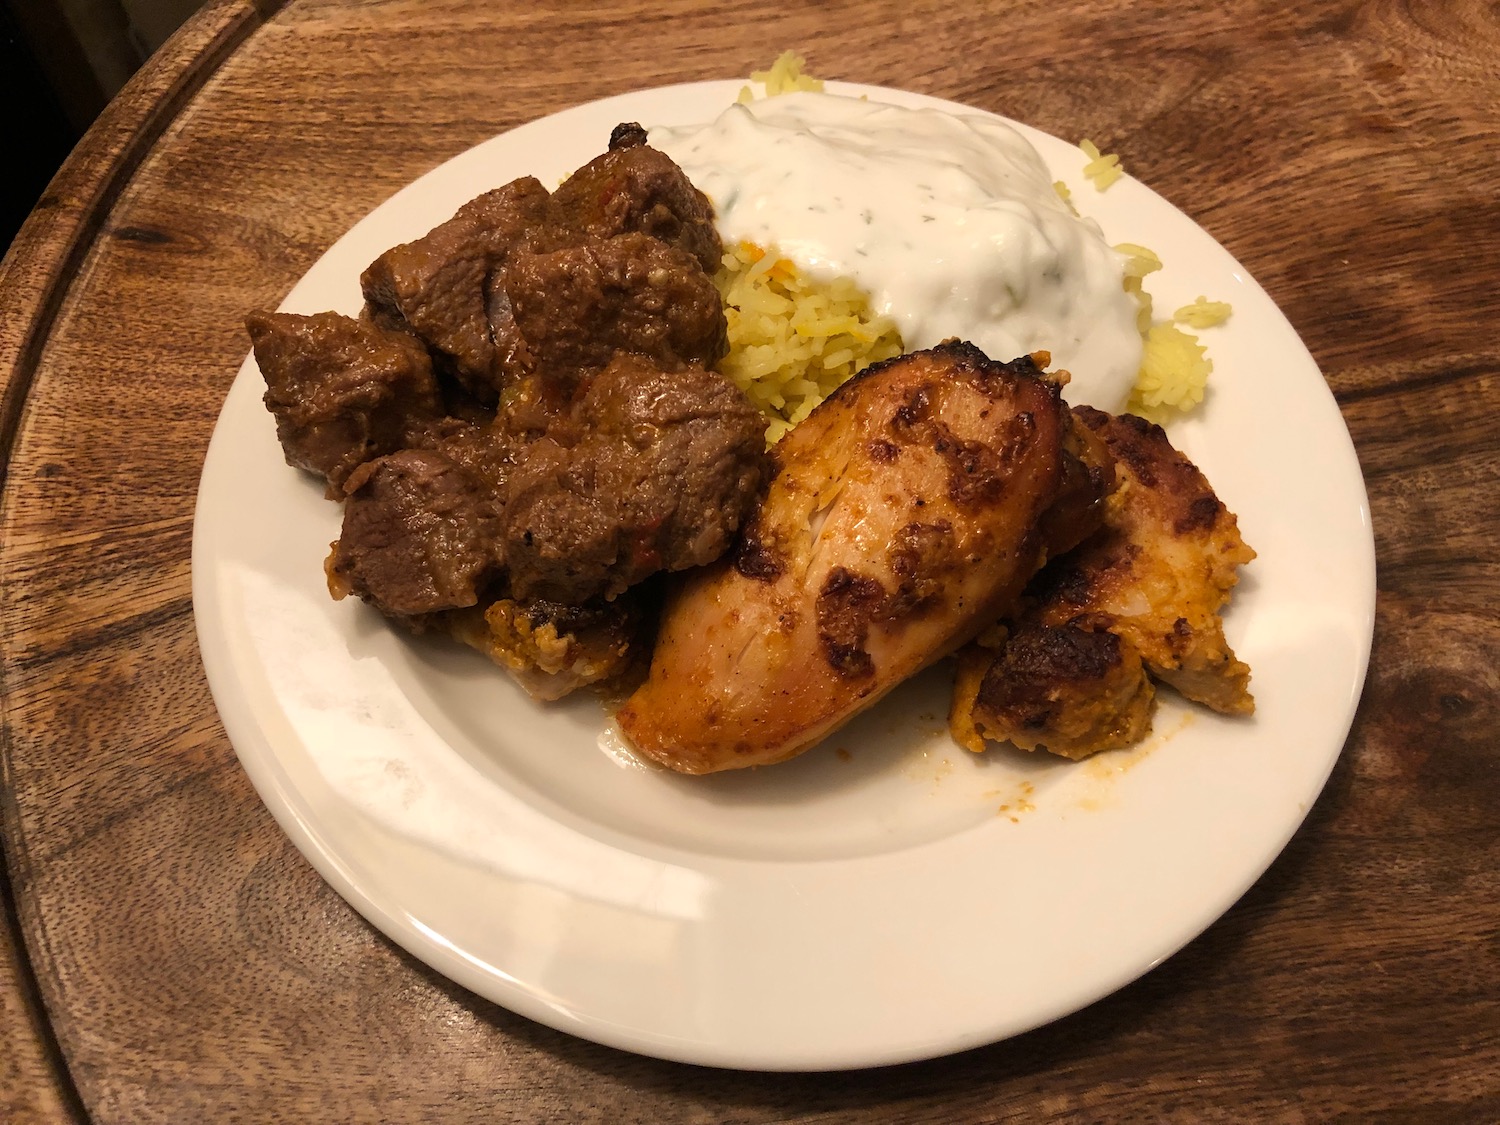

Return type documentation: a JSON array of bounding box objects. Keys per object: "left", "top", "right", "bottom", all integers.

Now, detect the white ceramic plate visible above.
[{"left": 192, "top": 81, "right": 1375, "bottom": 1070}]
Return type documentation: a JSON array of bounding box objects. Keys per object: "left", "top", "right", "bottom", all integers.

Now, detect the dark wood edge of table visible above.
[
  {"left": 0, "top": 0, "right": 287, "bottom": 484},
  {"left": 0, "top": 2, "right": 285, "bottom": 1120},
  {"left": 0, "top": 861, "right": 87, "bottom": 1124}
]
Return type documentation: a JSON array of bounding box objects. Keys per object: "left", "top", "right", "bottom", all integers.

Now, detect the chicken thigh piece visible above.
[
  {"left": 950, "top": 405, "right": 1255, "bottom": 761},
  {"left": 616, "top": 343, "right": 1115, "bottom": 774},
  {"left": 1028, "top": 406, "right": 1255, "bottom": 713},
  {"left": 949, "top": 618, "right": 1156, "bottom": 761}
]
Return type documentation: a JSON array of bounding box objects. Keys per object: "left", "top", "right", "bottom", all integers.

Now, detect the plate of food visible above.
[{"left": 192, "top": 58, "right": 1375, "bottom": 1070}]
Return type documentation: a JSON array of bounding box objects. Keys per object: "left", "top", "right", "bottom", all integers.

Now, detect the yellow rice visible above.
[
  {"left": 717, "top": 60, "right": 1229, "bottom": 430},
  {"left": 1080, "top": 139, "right": 1124, "bottom": 190},
  {"left": 1131, "top": 323, "right": 1213, "bottom": 417},
  {"left": 715, "top": 242, "right": 903, "bottom": 444},
  {"left": 738, "top": 50, "right": 824, "bottom": 104},
  {"left": 1174, "top": 296, "right": 1233, "bottom": 328}
]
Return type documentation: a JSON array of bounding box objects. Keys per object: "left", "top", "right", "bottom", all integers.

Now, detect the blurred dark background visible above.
[{"left": 2, "top": 0, "right": 204, "bottom": 254}]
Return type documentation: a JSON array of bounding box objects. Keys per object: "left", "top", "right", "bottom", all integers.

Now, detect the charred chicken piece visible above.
[
  {"left": 248, "top": 310, "right": 443, "bottom": 497},
  {"left": 616, "top": 343, "right": 1115, "bottom": 774},
  {"left": 360, "top": 176, "right": 557, "bottom": 399},
  {"left": 440, "top": 591, "right": 650, "bottom": 701},
  {"left": 499, "top": 352, "right": 766, "bottom": 604},
  {"left": 950, "top": 619, "right": 1155, "bottom": 760},
  {"left": 951, "top": 406, "right": 1254, "bottom": 760}
]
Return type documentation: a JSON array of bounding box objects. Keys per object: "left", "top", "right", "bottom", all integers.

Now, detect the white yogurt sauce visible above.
[{"left": 651, "top": 92, "right": 1142, "bottom": 410}]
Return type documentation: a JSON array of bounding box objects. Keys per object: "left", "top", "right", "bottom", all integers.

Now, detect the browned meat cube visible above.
[
  {"left": 502, "top": 233, "right": 727, "bottom": 380},
  {"left": 247, "top": 310, "right": 442, "bottom": 497},
  {"left": 327, "top": 449, "right": 502, "bottom": 616},
  {"left": 549, "top": 126, "right": 722, "bottom": 274},
  {"left": 499, "top": 353, "right": 766, "bottom": 604},
  {"left": 360, "top": 176, "right": 555, "bottom": 398}
]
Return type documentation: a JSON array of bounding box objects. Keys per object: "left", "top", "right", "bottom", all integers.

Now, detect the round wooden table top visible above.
[{"left": 2, "top": 0, "right": 1497, "bottom": 1120}]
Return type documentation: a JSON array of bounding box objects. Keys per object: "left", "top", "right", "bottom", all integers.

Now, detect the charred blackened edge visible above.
[
  {"left": 609, "top": 121, "right": 650, "bottom": 150},
  {"left": 1077, "top": 405, "right": 1229, "bottom": 535},
  {"left": 815, "top": 340, "right": 1061, "bottom": 418},
  {"left": 815, "top": 565, "right": 888, "bottom": 680}
]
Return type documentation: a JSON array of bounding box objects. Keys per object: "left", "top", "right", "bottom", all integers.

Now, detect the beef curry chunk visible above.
[
  {"left": 500, "top": 353, "right": 767, "bottom": 603},
  {"left": 407, "top": 415, "right": 519, "bottom": 498},
  {"left": 248, "top": 310, "right": 442, "bottom": 496},
  {"left": 360, "top": 176, "right": 554, "bottom": 399},
  {"left": 357, "top": 132, "right": 720, "bottom": 399},
  {"left": 503, "top": 233, "right": 727, "bottom": 380},
  {"left": 260, "top": 131, "right": 769, "bottom": 694},
  {"left": 549, "top": 128, "right": 722, "bottom": 274},
  {"left": 329, "top": 448, "right": 502, "bottom": 616}
]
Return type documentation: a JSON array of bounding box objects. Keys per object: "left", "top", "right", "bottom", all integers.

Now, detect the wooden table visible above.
[{"left": 2, "top": 0, "right": 1496, "bottom": 1120}]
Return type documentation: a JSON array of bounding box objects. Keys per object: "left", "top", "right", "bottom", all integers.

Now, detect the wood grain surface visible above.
[
  {"left": 1, "top": 0, "right": 1496, "bottom": 1121},
  {"left": 0, "top": 867, "right": 83, "bottom": 1125}
]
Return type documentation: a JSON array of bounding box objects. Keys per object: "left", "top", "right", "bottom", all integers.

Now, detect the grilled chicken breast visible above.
[
  {"left": 951, "top": 405, "right": 1255, "bottom": 760},
  {"left": 616, "top": 343, "right": 1114, "bottom": 774}
]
